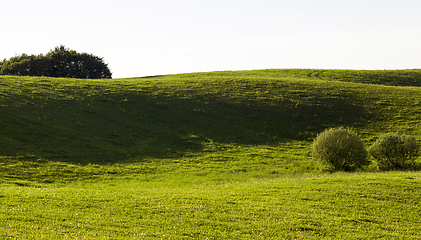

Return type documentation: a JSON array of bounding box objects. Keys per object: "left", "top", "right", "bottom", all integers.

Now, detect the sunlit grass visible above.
[
  {"left": 1, "top": 172, "right": 421, "bottom": 239},
  {"left": 1, "top": 69, "right": 421, "bottom": 238}
]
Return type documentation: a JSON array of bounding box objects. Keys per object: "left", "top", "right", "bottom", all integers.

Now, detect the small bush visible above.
[
  {"left": 312, "top": 127, "right": 369, "bottom": 171},
  {"left": 368, "top": 132, "right": 419, "bottom": 170}
]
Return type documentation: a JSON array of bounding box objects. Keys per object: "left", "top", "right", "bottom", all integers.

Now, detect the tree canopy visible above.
[{"left": 0, "top": 46, "right": 112, "bottom": 79}]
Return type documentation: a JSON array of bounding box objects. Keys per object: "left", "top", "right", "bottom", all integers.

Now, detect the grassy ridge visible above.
[
  {"left": 1, "top": 69, "right": 421, "bottom": 184},
  {"left": 1, "top": 69, "right": 421, "bottom": 238},
  {"left": 203, "top": 68, "right": 421, "bottom": 86}
]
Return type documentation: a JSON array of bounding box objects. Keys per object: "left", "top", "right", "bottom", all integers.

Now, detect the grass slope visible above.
[
  {"left": 1, "top": 70, "right": 421, "bottom": 182},
  {"left": 216, "top": 68, "right": 421, "bottom": 86},
  {"left": 1, "top": 69, "right": 421, "bottom": 238}
]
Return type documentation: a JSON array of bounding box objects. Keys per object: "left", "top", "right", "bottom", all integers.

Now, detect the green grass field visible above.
[{"left": 1, "top": 69, "right": 421, "bottom": 239}]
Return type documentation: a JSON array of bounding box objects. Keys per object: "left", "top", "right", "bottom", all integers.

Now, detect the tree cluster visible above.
[{"left": 0, "top": 46, "right": 112, "bottom": 79}]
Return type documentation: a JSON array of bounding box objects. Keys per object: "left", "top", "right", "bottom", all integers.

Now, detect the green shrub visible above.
[
  {"left": 312, "top": 127, "right": 369, "bottom": 171},
  {"left": 368, "top": 132, "right": 419, "bottom": 170}
]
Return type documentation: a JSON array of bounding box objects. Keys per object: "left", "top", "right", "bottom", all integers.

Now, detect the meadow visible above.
[{"left": 1, "top": 69, "right": 421, "bottom": 239}]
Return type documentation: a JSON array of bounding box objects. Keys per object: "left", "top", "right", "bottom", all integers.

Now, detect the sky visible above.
[{"left": 2, "top": 0, "right": 421, "bottom": 79}]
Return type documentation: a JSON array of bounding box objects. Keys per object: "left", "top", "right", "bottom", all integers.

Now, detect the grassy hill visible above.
[
  {"left": 1, "top": 69, "right": 421, "bottom": 181},
  {"left": 244, "top": 68, "right": 421, "bottom": 86},
  {"left": 1, "top": 69, "right": 421, "bottom": 238}
]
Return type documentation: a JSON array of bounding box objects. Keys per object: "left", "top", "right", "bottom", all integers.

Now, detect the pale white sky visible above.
[{"left": 2, "top": 0, "right": 421, "bottom": 78}]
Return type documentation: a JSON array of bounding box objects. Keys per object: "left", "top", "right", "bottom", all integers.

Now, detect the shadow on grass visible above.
[{"left": 0, "top": 89, "right": 373, "bottom": 164}]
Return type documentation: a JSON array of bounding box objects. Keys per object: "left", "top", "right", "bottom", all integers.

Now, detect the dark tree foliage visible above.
[{"left": 0, "top": 46, "right": 112, "bottom": 79}]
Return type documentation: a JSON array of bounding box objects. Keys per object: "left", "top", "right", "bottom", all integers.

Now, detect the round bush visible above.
[
  {"left": 312, "top": 127, "right": 369, "bottom": 171},
  {"left": 368, "top": 132, "right": 419, "bottom": 170}
]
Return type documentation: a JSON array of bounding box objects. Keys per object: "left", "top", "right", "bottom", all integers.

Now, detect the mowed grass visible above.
[
  {"left": 1, "top": 69, "right": 421, "bottom": 238},
  {"left": 1, "top": 172, "right": 421, "bottom": 239}
]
